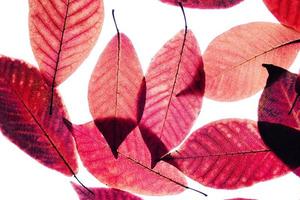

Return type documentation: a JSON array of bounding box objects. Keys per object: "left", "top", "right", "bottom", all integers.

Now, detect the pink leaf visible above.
[
  {"left": 258, "top": 64, "right": 300, "bottom": 175},
  {"left": 88, "top": 33, "right": 145, "bottom": 157},
  {"left": 264, "top": 0, "right": 300, "bottom": 32},
  {"left": 140, "top": 29, "right": 205, "bottom": 167},
  {"left": 69, "top": 121, "right": 207, "bottom": 196},
  {"left": 0, "top": 56, "right": 77, "bottom": 176},
  {"left": 29, "top": 0, "right": 104, "bottom": 85},
  {"left": 164, "top": 119, "right": 289, "bottom": 189},
  {"left": 73, "top": 183, "right": 143, "bottom": 200},
  {"left": 160, "top": 0, "right": 243, "bottom": 9},
  {"left": 204, "top": 22, "right": 300, "bottom": 101}
]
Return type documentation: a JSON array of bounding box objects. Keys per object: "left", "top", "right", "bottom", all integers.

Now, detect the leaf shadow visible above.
[{"left": 258, "top": 121, "right": 300, "bottom": 169}]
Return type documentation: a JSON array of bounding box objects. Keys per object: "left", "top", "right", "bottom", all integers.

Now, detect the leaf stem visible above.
[{"left": 288, "top": 94, "right": 299, "bottom": 115}]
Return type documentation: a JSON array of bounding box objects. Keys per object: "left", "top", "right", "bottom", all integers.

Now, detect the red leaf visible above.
[
  {"left": 29, "top": 0, "right": 104, "bottom": 85},
  {"left": 139, "top": 30, "right": 205, "bottom": 167},
  {"left": 88, "top": 33, "right": 145, "bottom": 157},
  {"left": 0, "top": 56, "right": 77, "bottom": 176},
  {"left": 160, "top": 0, "right": 243, "bottom": 9},
  {"left": 164, "top": 119, "right": 289, "bottom": 189},
  {"left": 70, "top": 121, "right": 204, "bottom": 196},
  {"left": 258, "top": 64, "right": 300, "bottom": 173},
  {"left": 73, "top": 183, "right": 143, "bottom": 200},
  {"left": 203, "top": 22, "right": 300, "bottom": 101},
  {"left": 263, "top": 0, "right": 300, "bottom": 32}
]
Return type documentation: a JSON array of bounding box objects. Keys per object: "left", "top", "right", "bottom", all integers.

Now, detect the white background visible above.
[{"left": 0, "top": 0, "right": 300, "bottom": 199}]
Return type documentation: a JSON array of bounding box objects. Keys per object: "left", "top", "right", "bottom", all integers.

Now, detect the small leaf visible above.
[
  {"left": 0, "top": 56, "right": 77, "bottom": 176},
  {"left": 89, "top": 33, "right": 145, "bottom": 157},
  {"left": 140, "top": 30, "right": 205, "bottom": 167},
  {"left": 264, "top": 0, "right": 300, "bottom": 32},
  {"left": 73, "top": 183, "right": 143, "bottom": 200},
  {"left": 258, "top": 64, "right": 300, "bottom": 173},
  {"left": 29, "top": 0, "right": 104, "bottom": 85},
  {"left": 204, "top": 22, "right": 300, "bottom": 101},
  {"left": 164, "top": 119, "right": 289, "bottom": 189},
  {"left": 160, "top": 0, "right": 243, "bottom": 9},
  {"left": 70, "top": 121, "right": 194, "bottom": 196}
]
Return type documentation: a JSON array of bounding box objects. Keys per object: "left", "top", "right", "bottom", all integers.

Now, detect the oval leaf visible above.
[
  {"left": 160, "top": 0, "right": 243, "bottom": 9},
  {"left": 140, "top": 30, "right": 205, "bottom": 167},
  {"left": 164, "top": 119, "right": 289, "bottom": 189},
  {"left": 29, "top": 0, "right": 104, "bottom": 85},
  {"left": 73, "top": 183, "right": 143, "bottom": 200},
  {"left": 264, "top": 0, "right": 300, "bottom": 32},
  {"left": 0, "top": 56, "right": 77, "bottom": 176},
  {"left": 88, "top": 33, "right": 145, "bottom": 157},
  {"left": 258, "top": 64, "right": 300, "bottom": 173},
  {"left": 204, "top": 22, "right": 300, "bottom": 101},
  {"left": 69, "top": 121, "right": 201, "bottom": 196}
]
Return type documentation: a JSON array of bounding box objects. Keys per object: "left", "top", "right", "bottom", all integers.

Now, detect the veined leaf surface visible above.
[{"left": 160, "top": 0, "right": 243, "bottom": 9}]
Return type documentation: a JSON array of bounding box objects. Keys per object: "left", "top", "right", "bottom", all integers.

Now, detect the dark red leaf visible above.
[
  {"left": 69, "top": 121, "right": 207, "bottom": 196},
  {"left": 0, "top": 56, "right": 77, "bottom": 176},
  {"left": 160, "top": 0, "right": 243, "bottom": 9},
  {"left": 164, "top": 119, "right": 289, "bottom": 189},
  {"left": 139, "top": 29, "right": 205, "bottom": 167},
  {"left": 88, "top": 33, "right": 145, "bottom": 157},
  {"left": 258, "top": 64, "right": 300, "bottom": 174},
  {"left": 73, "top": 183, "right": 143, "bottom": 200},
  {"left": 203, "top": 22, "right": 300, "bottom": 101},
  {"left": 263, "top": 0, "right": 300, "bottom": 32},
  {"left": 29, "top": 0, "right": 104, "bottom": 85}
]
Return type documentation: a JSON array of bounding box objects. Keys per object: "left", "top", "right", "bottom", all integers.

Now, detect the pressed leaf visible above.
[
  {"left": 264, "top": 0, "right": 300, "bottom": 32},
  {"left": 164, "top": 119, "right": 289, "bottom": 189},
  {"left": 29, "top": 0, "right": 104, "bottom": 85},
  {"left": 89, "top": 33, "right": 145, "bottom": 157},
  {"left": 73, "top": 183, "right": 143, "bottom": 200},
  {"left": 0, "top": 56, "right": 77, "bottom": 176},
  {"left": 139, "top": 29, "right": 205, "bottom": 167},
  {"left": 258, "top": 64, "right": 300, "bottom": 173},
  {"left": 160, "top": 0, "right": 243, "bottom": 9},
  {"left": 203, "top": 22, "right": 300, "bottom": 101},
  {"left": 69, "top": 121, "right": 204, "bottom": 196}
]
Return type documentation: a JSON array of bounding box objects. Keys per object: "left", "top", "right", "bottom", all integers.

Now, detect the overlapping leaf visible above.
[
  {"left": 89, "top": 33, "right": 145, "bottom": 157},
  {"left": 0, "top": 56, "right": 77, "bottom": 176},
  {"left": 203, "top": 22, "right": 300, "bottom": 101},
  {"left": 73, "top": 183, "right": 143, "bottom": 200},
  {"left": 160, "top": 0, "right": 243, "bottom": 9},
  {"left": 258, "top": 64, "right": 300, "bottom": 173},
  {"left": 29, "top": 0, "right": 104, "bottom": 85},
  {"left": 264, "top": 0, "right": 300, "bottom": 32},
  {"left": 164, "top": 119, "right": 289, "bottom": 189},
  {"left": 139, "top": 30, "right": 205, "bottom": 167},
  {"left": 69, "top": 121, "right": 202, "bottom": 196}
]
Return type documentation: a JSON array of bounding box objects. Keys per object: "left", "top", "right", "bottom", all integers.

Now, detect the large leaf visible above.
[
  {"left": 164, "top": 119, "right": 289, "bottom": 189},
  {"left": 73, "top": 183, "right": 143, "bottom": 200},
  {"left": 29, "top": 0, "right": 104, "bottom": 85},
  {"left": 160, "top": 0, "right": 243, "bottom": 9},
  {"left": 89, "top": 33, "right": 145, "bottom": 157},
  {"left": 264, "top": 0, "right": 300, "bottom": 32},
  {"left": 0, "top": 56, "right": 77, "bottom": 176},
  {"left": 203, "top": 22, "right": 300, "bottom": 101},
  {"left": 139, "top": 30, "right": 205, "bottom": 167},
  {"left": 258, "top": 64, "right": 300, "bottom": 173},
  {"left": 69, "top": 121, "right": 207, "bottom": 196}
]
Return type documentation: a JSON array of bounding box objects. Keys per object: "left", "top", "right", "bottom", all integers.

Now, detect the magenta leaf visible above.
[
  {"left": 89, "top": 33, "right": 145, "bottom": 157},
  {"left": 258, "top": 64, "right": 300, "bottom": 174},
  {"left": 69, "top": 120, "right": 207, "bottom": 196},
  {"left": 0, "top": 56, "right": 77, "bottom": 176},
  {"left": 139, "top": 29, "right": 205, "bottom": 167},
  {"left": 163, "top": 119, "right": 289, "bottom": 189},
  {"left": 263, "top": 0, "right": 300, "bottom": 32},
  {"left": 160, "top": 0, "right": 244, "bottom": 9},
  {"left": 73, "top": 183, "right": 143, "bottom": 200}
]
